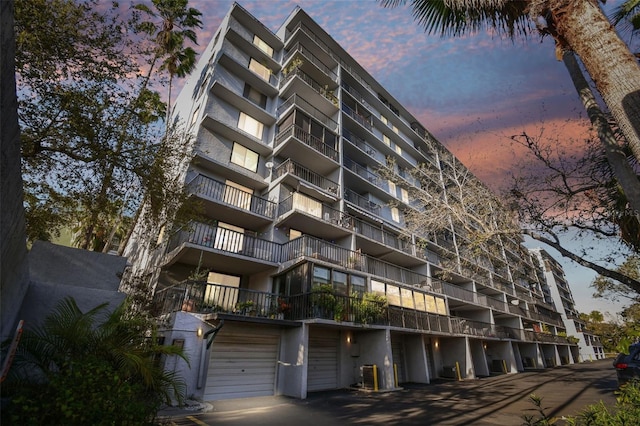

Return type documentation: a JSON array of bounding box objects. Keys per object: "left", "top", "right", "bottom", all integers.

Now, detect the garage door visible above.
[
  {"left": 307, "top": 331, "right": 339, "bottom": 392},
  {"left": 204, "top": 326, "right": 280, "bottom": 400}
]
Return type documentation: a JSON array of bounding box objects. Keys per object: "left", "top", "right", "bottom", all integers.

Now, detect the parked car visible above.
[{"left": 613, "top": 342, "right": 640, "bottom": 387}]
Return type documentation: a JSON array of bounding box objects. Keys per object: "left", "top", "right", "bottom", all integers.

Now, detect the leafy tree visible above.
[
  {"left": 379, "top": 0, "right": 640, "bottom": 192},
  {"left": 1, "top": 297, "right": 187, "bottom": 425},
  {"left": 15, "top": 0, "right": 200, "bottom": 251},
  {"left": 507, "top": 127, "right": 640, "bottom": 292}
]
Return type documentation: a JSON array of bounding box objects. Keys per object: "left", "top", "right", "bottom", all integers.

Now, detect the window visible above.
[
  {"left": 224, "top": 180, "right": 252, "bottom": 210},
  {"left": 395, "top": 144, "right": 402, "bottom": 155},
  {"left": 312, "top": 266, "right": 331, "bottom": 288},
  {"left": 401, "top": 288, "right": 414, "bottom": 309},
  {"left": 333, "top": 271, "right": 348, "bottom": 295},
  {"left": 350, "top": 275, "right": 366, "bottom": 295},
  {"left": 238, "top": 112, "right": 264, "bottom": 139},
  {"left": 392, "top": 124, "right": 399, "bottom": 134},
  {"left": 230, "top": 142, "right": 259, "bottom": 172},
  {"left": 400, "top": 187, "right": 409, "bottom": 203},
  {"left": 249, "top": 58, "right": 271, "bottom": 81},
  {"left": 253, "top": 35, "right": 273, "bottom": 57},
  {"left": 293, "top": 192, "right": 322, "bottom": 218},
  {"left": 213, "top": 222, "right": 244, "bottom": 253},
  {"left": 381, "top": 115, "right": 388, "bottom": 125},
  {"left": 391, "top": 207, "right": 400, "bottom": 223},
  {"left": 156, "top": 224, "right": 166, "bottom": 245},
  {"left": 383, "top": 135, "right": 391, "bottom": 146},
  {"left": 243, "top": 84, "right": 267, "bottom": 109},
  {"left": 205, "top": 272, "right": 240, "bottom": 311},
  {"left": 388, "top": 180, "right": 396, "bottom": 196},
  {"left": 190, "top": 106, "right": 200, "bottom": 125},
  {"left": 289, "top": 228, "right": 302, "bottom": 240}
]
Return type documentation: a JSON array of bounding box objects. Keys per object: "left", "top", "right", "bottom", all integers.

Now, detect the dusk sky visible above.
[{"left": 171, "top": 0, "right": 633, "bottom": 316}]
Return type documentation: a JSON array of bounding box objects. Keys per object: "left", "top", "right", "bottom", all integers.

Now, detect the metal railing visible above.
[
  {"left": 273, "top": 159, "right": 339, "bottom": 196},
  {"left": 188, "top": 174, "right": 276, "bottom": 218},
  {"left": 166, "top": 222, "right": 281, "bottom": 263},
  {"left": 277, "top": 94, "right": 338, "bottom": 131},
  {"left": 344, "top": 188, "right": 382, "bottom": 216},
  {"left": 278, "top": 194, "right": 354, "bottom": 230},
  {"left": 275, "top": 124, "right": 339, "bottom": 162},
  {"left": 280, "top": 67, "right": 338, "bottom": 106},
  {"left": 342, "top": 103, "right": 373, "bottom": 131},
  {"left": 153, "top": 281, "right": 571, "bottom": 344},
  {"left": 283, "top": 42, "right": 337, "bottom": 81},
  {"left": 343, "top": 157, "right": 385, "bottom": 190}
]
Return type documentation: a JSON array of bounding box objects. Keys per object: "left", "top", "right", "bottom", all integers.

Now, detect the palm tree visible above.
[
  {"left": 2, "top": 297, "right": 187, "bottom": 424},
  {"left": 380, "top": 0, "right": 640, "bottom": 188},
  {"left": 134, "top": 0, "right": 202, "bottom": 119},
  {"left": 610, "top": 0, "right": 640, "bottom": 42}
]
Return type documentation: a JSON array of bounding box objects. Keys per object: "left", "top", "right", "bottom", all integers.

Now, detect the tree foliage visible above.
[
  {"left": 15, "top": 0, "right": 201, "bottom": 251},
  {"left": 1, "top": 297, "right": 187, "bottom": 425},
  {"left": 506, "top": 125, "right": 640, "bottom": 292}
]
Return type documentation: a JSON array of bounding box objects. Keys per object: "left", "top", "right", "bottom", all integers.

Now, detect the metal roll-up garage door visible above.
[
  {"left": 307, "top": 330, "right": 339, "bottom": 392},
  {"left": 204, "top": 325, "right": 280, "bottom": 401}
]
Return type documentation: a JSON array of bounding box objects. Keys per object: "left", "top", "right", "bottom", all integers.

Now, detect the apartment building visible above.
[
  {"left": 530, "top": 248, "right": 604, "bottom": 361},
  {"left": 124, "top": 2, "right": 584, "bottom": 401}
]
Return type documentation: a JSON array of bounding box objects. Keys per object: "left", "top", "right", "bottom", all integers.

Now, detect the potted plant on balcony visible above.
[
  {"left": 311, "top": 284, "right": 336, "bottom": 319},
  {"left": 357, "top": 292, "right": 387, "bottom": 325},
  {"left": 276, "top": 297, "right": 291, "bottom": 320},
  {"left": 236, "top": 300, "right": 255, "bottom": 316}
]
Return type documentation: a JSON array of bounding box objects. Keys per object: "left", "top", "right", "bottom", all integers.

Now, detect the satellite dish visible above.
[{"left": 265, "top": 161, "right": 274, "bottom": 169}]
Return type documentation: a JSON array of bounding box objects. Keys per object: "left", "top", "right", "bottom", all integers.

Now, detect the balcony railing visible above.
[
  {"left": 280, "top": 67, "right": 338, "bottom": 106},
  {"left": 343, "top": 157, "right": 385, "bottom": 190},
  {"left": 277, "top": 94, "right": 338, "bottom": 131},
  {"left": 342, "top": 103, "right": 373, "bottom": 131},
  {"left": 153, "top": 282, "right": 568, "bottom": 344},
  {"left": 166, "top": 222, "right": 281, "bottom": 263},
  {"left": 278, "top": 194, "right": 354, "bottom": 230},
  {"left": 344, "top": 188, "right": 382, "bottom": 216},
  {"left": 275, "top": 124, "right": 339, "bottom": 162},
  {"left": 188, "top": 174, "right": 276, "bottom": 218},
  {"left": 273, "top": 159, "right": 339, "bottom": 196},
  {"left": 283, "top": 42, "right": 337, "bottom": 81}
]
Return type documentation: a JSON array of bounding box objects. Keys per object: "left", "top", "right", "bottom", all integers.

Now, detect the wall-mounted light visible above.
[
  {"left": 434, "top": 341, "right": 439, "bottom": 348},
  {"left": 197, "top": 327, "right": 203, "bottom": 338},
  {"left": 347, "top": 336, "right": 351, "bottom": 343}
]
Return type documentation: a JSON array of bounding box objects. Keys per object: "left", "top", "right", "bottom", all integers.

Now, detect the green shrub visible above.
[
  {"left": 1, "top": 297, "right": 188, "bottom": 425},
  {"left": 522, "top": 380, "right": 640, "bottom": 426}
]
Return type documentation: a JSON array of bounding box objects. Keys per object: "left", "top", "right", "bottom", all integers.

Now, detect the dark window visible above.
[{"left": 243, "top": 83, "right": 267, "bottom": 109}]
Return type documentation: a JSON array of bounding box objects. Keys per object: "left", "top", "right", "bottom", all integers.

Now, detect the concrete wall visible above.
[
  {"left": 1, "top": 0, "right": 30, "bottom": 343},
  {"left": 278, "top": 325, "right": 307, "bottom": 399},
  {"left": 18, "top": 241, "right": 127, "bottom": 328},
  {"left": 161, "top": 312, "right": 210, "bottom": 401}
]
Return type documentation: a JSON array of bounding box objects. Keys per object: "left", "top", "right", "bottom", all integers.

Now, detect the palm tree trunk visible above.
[
  {"left": 562, "top": 50, "right": 640, "bottom": 215},
  {"left": 550, "top": 0, "right": 640, "bottom": 163}
]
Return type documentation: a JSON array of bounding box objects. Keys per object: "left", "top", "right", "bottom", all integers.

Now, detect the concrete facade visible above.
[
  {"left": 124, "top": 2, "right": 594, "bottom": 402},
  {"left": 530, "top": 248, "right": 604, "bottom": 361},
  {"left": 1, "top": 0, "right": 30, "bottom": 343}
]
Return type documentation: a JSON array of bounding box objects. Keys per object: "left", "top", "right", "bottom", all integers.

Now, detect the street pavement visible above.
[{"left": 160, "top": 359, "right": 619, "bottom": 426}]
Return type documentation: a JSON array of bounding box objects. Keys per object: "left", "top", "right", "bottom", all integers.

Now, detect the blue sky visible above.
[{"left": 174, "top": 0, "right": 632, "bottom": 317}]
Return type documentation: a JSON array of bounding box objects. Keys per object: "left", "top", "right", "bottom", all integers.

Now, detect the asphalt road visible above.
[{"left": 166, "top": 359, "right": 619, "bottom": 426}]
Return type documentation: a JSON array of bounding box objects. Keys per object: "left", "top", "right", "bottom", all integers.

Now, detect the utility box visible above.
[
  {"left": 361, "top": 364, "right": 379, "bottom": 390},
  {"left": 441, "top": 365, "right": 457, "bottom": 379}
]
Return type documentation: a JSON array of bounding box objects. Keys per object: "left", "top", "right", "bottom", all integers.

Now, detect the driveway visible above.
[{"left": 165, "top": 359, "right": 617, "bottom": 425}]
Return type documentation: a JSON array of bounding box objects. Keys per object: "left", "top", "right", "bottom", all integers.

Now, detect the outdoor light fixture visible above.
[
  {"left": 510, "top": 299, "right": 520, "bottom": 306},
  {"left": 347, "top": 336, "right": 351, "bottom": 343},
  {"left": 434, "top": 341, "right": 439, "bottom": 348},
  {"left": 197, "top": 327, "right": 203, "bottom": 337}
]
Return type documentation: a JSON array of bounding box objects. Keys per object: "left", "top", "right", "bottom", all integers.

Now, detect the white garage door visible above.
[
  {"left": 307, "top": 331, "right": 339, "bottom": 392},
  {"left": 204, "top": 326, "right": 280, "bottom": 400}
]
